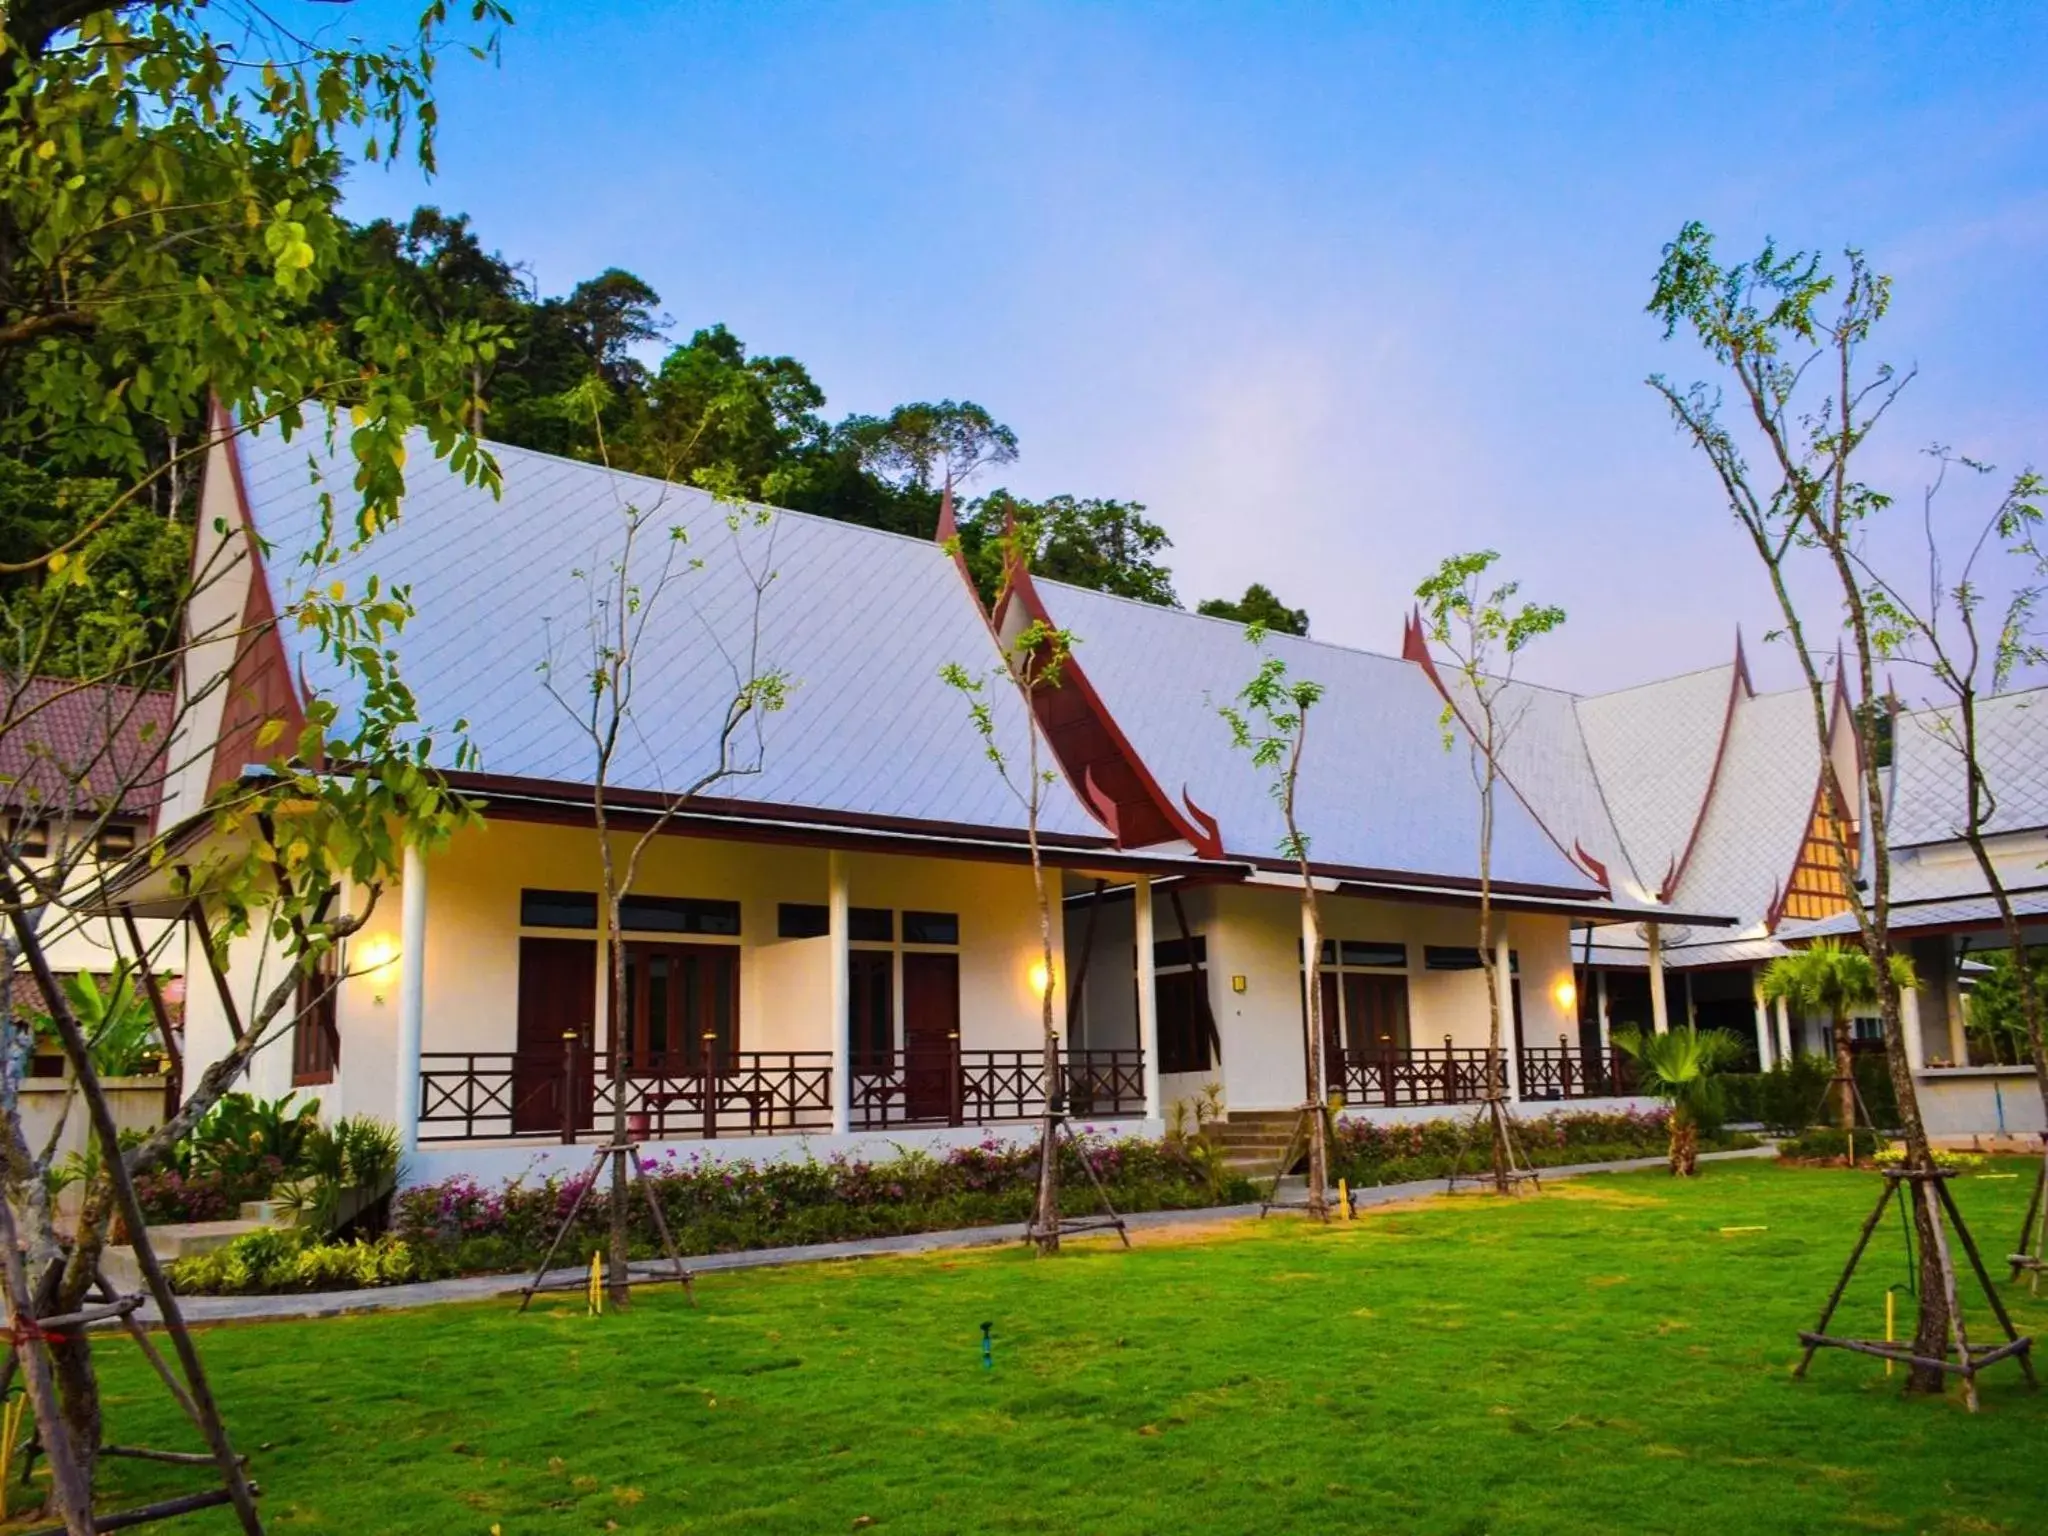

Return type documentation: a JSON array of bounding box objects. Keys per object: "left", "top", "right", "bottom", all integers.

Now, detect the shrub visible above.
[
  {"left": 1327, "top": 1107, "right": 1756, "bottom": 1187},
  {"left": 1723, "top": 1054, "right": 1835, "bottom": 1134},
  {"left": 1776, "top": 1126, "right": 1885, "bottom": 1162},
  {"left": 168, "top": 1231, "right": 445, "bottom": 1295}
]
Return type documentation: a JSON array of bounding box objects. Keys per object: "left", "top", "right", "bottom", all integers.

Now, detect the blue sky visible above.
[{"left": 340, "top": 2, "right": 2048, "bottom": 694}]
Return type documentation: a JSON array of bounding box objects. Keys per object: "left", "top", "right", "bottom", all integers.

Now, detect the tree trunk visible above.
[
  {"left": 1029, "top": 790, "right": 1061, "bottom": 1255},
  {"left": 1835, "top": 1012, "right": 1856, "bottom": 1168},
  {"left": 1669, "top": 1114, "right": 1697, "bottom": 1177}
]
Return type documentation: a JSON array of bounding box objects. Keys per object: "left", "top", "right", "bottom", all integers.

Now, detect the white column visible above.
[
  {"left": 1752, "top": 972, "right": 1776, "bottom": 1072},
  {"left": 1302, "top": 897, "right": 1325, "bottom": 1104},
  {"left": 828, "top": 850, "right": 850, "bottom": 1135},
  {"left": 1647, "top": 922, "right": 1670, "bottom": 1034},
  {"left": 1595, "top": 968, "right": 1611, "bottom": 1052},
  {"left": 395, "top": 842, "right": 428, "bottom": 1154},
  {"left": 1495, "top": 927, "right": 1521, "bottom": 1102},
  {"left": 1775, "top": 996, "right": 1792, "bottom": 1061},
  {"left": 1134, "top": 876, "right": 1160, "bottom": 1122},
  {"left": 1684, "top": 971, "right": 1698, "bottom": 1030},
  {"left": 1901, "top": 971, "right": 1926, "bottom": 1070}
]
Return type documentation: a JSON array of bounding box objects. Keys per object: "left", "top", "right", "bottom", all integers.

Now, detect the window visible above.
[
  {"left": 94, "top": 822, "right": 137, "bottom": 860},
  {"left": 779, "top": 903, "right": 827, "bottom": 939},
  {"left": 1424, "top": 946, "right": 1518, "bottom": 973},
  {"left": 619, "top": 895, "right": 741, "bottom": 936},
  {"left": 1341, "top": 940, "right": 1406, "bottom": 970},
  {"left": 902, "top": 911, "right": 959, "bottom": 945},
  {"left": 1154, "top": 935, "right": 1207, "bottom": 969},
  {"left": 293, "top": 951, "right": 339, "bottom": 1086},
  {"left": 522, "top": 889, "right": 598, "bottom": 929},
  {"left": 779, "top": 904, "right": 894, "bottom": 941}
]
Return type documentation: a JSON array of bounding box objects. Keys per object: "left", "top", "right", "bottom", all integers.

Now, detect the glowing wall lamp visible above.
[
  {"left": 1552, "top": 977, "right": 1578, "bottom": 1015},
  {"left": 1028, "top": 958, "right": 1054, "bottom": 999},
  {"left": 356, "top": 934, "right": 401, "bottom": 1004}
]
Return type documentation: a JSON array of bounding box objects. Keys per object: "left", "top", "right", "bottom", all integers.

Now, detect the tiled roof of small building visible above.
[{"left": 0, "top": 679, "right": 171, "bottom": 821}]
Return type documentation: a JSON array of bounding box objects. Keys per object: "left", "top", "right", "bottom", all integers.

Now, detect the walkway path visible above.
[{"left": 150, "top": 1145, "right": 1776, "bottom": 1327}]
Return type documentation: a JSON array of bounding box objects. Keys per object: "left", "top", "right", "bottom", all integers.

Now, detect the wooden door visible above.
[
  {"left": 848, "top": 951, "right": 893, "bottom": 1071},
  {"left": 514, "top": 937, "right": 596, "bottom": 1134},
  {"left": 902, "top": 951, "right": 960, "bottom": 1123},
  {"left": 1344, "top": 973, "right": 1410, "bottom": 1053},
  {"left": 622, "top": 941, "right": 739, "bottom": 1074}
]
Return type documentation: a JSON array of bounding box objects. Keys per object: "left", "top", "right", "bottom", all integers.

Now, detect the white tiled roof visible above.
[
  {"left": 1782, "top": 888, "right": 2048, "bottom": 941},
  {"left": 1889, "top": 688, "right": 2048, "bottom": 847},
  {"left": 1576, "top": 663, "right": 1737, "bottom": 894},
  {"left": 1661, "top": 686, "right": 1819, "bottom": 930},
  {"left": 235, "top": 428, "right": 1105, "bottom": 838},
  {"left": 1025, "top": 581, "right": 1604, "bottom": 890}
]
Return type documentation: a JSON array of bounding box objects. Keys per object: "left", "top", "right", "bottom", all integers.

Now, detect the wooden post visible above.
[
  {"left": 559, "top": 1030, "right": 579, "bottom": 1145},
  {"left": 828, "top": 850, "right": 850, "bottom": 1135}
]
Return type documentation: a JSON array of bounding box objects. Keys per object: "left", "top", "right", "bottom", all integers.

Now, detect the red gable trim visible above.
[
  {"left": 1400, "top": 607, "right": 1612, "bottom": 893},
  {"left": 985, "top": 557, "right": 1223, "bottom": 858},
  {"left": 203, "top": 406, "right": 306, "bottom": 794}
]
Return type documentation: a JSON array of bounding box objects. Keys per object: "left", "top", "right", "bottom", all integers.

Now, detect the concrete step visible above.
[
  {"left": 104, "top": 1212, "right": 287, "bottom": 1294},
  {"left": 238, "top": 1199, "right": 299, "bottom": 1225}
]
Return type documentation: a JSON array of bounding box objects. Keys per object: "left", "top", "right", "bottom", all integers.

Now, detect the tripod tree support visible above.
[
  {"left": 2008, "top": 1132, "right": 2048, "bottom": 1292},
  {"left": 518, "top": 1142, "right": 696, "bottom": 1313},
  {"left": 1258, "top": 1100, "right": 1342, "bottom": 1218},
  {"left": 1797, "top": 1168, "right": 2036, "bottom": 1412},
  {"left": 1445, "top": 1095, "right": 1541, "bottom": 1196},
  {"left": 1024, "top": 1110, "right": 1131, "bottom": 1250}
]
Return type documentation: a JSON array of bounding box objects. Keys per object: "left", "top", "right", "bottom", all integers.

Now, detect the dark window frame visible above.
[
  {"left": 902, "top": 910, "right": 960, "bottom": 946},
  {"left": 292, "top": 951, "right": 340, "bottom": 1086}
]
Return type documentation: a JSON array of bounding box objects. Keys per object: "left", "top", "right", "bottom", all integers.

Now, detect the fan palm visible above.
[
  {"left": 1612, "top": 1025, "right": 1743, "bottom": 1175},
  {"left": 1758, "top": 941, "right": 1917, "bottom": 1165}
]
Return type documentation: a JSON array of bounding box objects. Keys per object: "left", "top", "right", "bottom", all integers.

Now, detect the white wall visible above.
[
  {"left": 1068, "top": 880, "right": 1580, "bottom": 1116},
  {"left": 184, "top": 816, "right": 1067, "bottom": 1129}
]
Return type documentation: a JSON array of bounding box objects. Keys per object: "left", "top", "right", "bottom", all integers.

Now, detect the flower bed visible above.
[
  {"left": 168, "top": 1132, "right": 1258, "bottom": 1296},
  {"left": 1329, "top": 1107, "right": 1758, "bottom": 1187}
]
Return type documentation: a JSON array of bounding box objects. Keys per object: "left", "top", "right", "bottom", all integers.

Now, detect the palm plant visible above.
[
  {"left": 1612, "top": 1025, "right": 1742, "bottom": 1175},
  {"left": 1759, "top": 942, "right": 1917, "bottom": 1165}
]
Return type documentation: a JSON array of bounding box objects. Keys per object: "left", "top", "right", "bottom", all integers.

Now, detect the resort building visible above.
[{"left": 139, "top": 426, "right": 2048, "bottom": 1178}]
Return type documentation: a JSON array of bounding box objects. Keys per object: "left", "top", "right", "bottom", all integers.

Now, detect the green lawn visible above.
[{"left": 72, "top": 1160, "right": 2048, "bottom": 1534}]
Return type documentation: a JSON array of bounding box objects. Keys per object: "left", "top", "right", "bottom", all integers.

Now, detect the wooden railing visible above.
[
  {"left": 418, "top": 1045, "right": 833, "bottom": 1143},
  {"left": 850, "top": 1047, "right": 1145, "bottom": 1130},
  {"left": 420, "top": 1044, "right": 1145, "bottom": 1142},
  {"left": 1331, "top": 1037, "right": 1505, "bottom": 1108},
  {"left": 1518, "top": 1038, "right": 1635, "bottom": 1102}
]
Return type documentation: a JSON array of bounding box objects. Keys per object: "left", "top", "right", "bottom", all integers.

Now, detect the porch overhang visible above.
[
  {"left": 1326, "top": 876, "right": 1738, "bottom": 929},
  {"left": 443, "top": 771, "right": 1248, "bottom": 880}
]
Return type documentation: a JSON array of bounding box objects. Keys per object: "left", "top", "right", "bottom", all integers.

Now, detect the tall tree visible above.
[
  {"left": 1861, "top": 451, "right": 2048, "bottom": 1124},
  {"left": 958, "top": 491, "right": 1177, "bottom": 607},
  {"left": 1647, "top": 220, "right": 1953, "bottom": 1391},
  {"left": 0, "top": 1, "right": 508, "bottom": 1523},
  {"left": 1198, "top": 582, "right": 1309, "bottom": 636},
  {"left": 1415, "top": 550, "right": 1565, "bottom": 1194}
]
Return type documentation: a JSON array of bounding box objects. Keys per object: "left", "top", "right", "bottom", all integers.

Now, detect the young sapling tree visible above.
[
  {"left": 941, "top": 521, "right": 1076, "bottom": 1254},
  {"left": 1218, "top": 622, "right": 1331, "bottom": 1219},
  {"left": 1414, "top": 550, "right": 1565, "bottom": 1194}
]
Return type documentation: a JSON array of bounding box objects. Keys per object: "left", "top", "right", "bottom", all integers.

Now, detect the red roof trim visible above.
[
  {"left": 202, "top": 405, "right": 306, "bottom": 795},
  {"left": 1003, "top": 560, "right": 1224, "bottom": 858}
]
